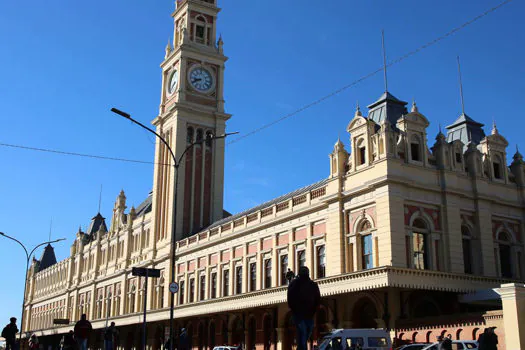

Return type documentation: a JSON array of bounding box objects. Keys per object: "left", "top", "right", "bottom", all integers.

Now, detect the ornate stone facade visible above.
[{"left": 23, "top": 1, "right": 525, "bottom": 349}]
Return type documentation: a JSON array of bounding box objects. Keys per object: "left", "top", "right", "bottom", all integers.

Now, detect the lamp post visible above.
[
  {"left": 110, "top": 108, "right": 237, "bottom": 350},
  {"left": 0, "top": 232, "right": 65, "bottom": 343}
]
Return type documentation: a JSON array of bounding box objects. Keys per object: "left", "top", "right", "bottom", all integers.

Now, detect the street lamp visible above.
[
  {"left": 0, "top": 232, "right": 65, "bottom": 343},
  {"left": 111, "top": 107, "right": 237, "bottom": 350}
]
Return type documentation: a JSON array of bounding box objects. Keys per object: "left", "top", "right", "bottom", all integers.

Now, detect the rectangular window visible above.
[
  {"left": 280, "top": 255, "right": 288, "bottom": 285},
  {"left": 493, "top": 163, "right": 501, "bottom": 179},
  {"left": 235, "top": 266, "right": 243, "bottom": 295},
  {"left": 411, "top": 143, "right": 421, "bottom": 161},
  {"left": 223, "top": 269, "right": 229, "bottom": 297},
  {"left": 359, "top": 147, "right": 366, "bottom": 165},
  {"left": 211, "top": 272, "right": 217, "bottom": 299},
  {"left": 456, "top": 152, "right": 462, "bottom": 163},
  {"left": 297, "top": 250, "right": 306, "bottom": 269},
  {"left": 199, "top": 275, "right": 206, "bottom": 301},
  {"left": 316, "top": 245, "right": 326, "bottom": 278},
  {"left": 249, "top": 263, "right": 256, "bottom": 292},
  {"left": 179, "top": 280, "right": 185, "bottom": 305},
  {"left": 189, "top": 278, "right": 195, "bottom": 303},
  {"left": 362, "top": 235, "right": 373, "bottom": 269},
  {"left": 195, "top": 25, "right": 205, "bottom": 43},
  {"left": 264, "top": 259, "right": 272, "bottom": 289}
]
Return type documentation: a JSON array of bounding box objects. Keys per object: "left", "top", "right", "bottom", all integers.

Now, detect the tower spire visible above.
[
  {"left": 381, "top": 30, "right": 389, "bottom": 93},
  {"left": 457, "top": 56, "right": 466, "bottom": 116}
]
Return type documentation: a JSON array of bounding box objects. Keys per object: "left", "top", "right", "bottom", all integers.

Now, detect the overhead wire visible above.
[{"left": 0, "top": 0, "right": 513, "bottom": 163}]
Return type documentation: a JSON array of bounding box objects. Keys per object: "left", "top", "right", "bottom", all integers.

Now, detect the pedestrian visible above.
[
  {"left": 73, "top": 314, "right": 92, "bottom": 350},
  {"left": 285, "top": 269, "right": 295, "bottom": 284},
  {"left": 28, "top": 334, "right": 39, "bottom": 350},
  {"left": 441, "top": 334, "right": 452, "bottom": 350},
  {"left": 60, "top": 331, "right": 75, "bottom": 350},
  {"left": 104, "top": 322, "right": 119, "bottom": 350},
  {"left": 287, "top": 266, "right": 321, "bottom": 350},
  {"left": 479, "top": 327, "right": 498, "bottom": 350},
  {"left": 178, "top": 328, "right": 189, "bottom": 350},
  {"left": 2, "top": 317, "right": 19, "bottom": 350}
]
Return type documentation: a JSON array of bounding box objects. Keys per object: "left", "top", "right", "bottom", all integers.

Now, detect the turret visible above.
[
  {"left": 329, "top": 138, "right": 349, "bottom": 178},
  {"left": 510, "top": 147, "right": 525, "bottom": 187}
]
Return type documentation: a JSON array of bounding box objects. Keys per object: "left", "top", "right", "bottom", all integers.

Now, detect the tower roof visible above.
[
  {"left": 366, "top": 91, "right": 408, "bottom": 127},
  {"left": 38, "top": 244, "right": 57, "bottom": 272},
  {"left": 87, "top": 212, "right": 108, "bottom": 236},
  {"left": 446, "top": 113, "right": 485, "bottom": 145}
]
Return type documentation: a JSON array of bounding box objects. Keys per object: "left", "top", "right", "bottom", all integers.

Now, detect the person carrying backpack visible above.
[
  {"left": 287, "top": 266, "right": 321, "bottom": 350},
  {"left": 2, "top": 317, "right": 19, "bottom": 350}
]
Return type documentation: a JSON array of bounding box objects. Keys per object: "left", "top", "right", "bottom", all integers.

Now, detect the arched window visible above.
[
  {"left": 412, "top": 218, "right": 430, "bottom": 270},
  {"left": 187, "top": 127, "right": 194, "bottom": 143},
  {"left": 359, "top": 220, "right": 373, "bottom": 270},
  {"left": 462, "top": 225, "right": 473, "bottom": 274},
  {"left": 498, "top": 231, "right": 513, "bottom": 278},
  {"left": 357, "top": 139, "right": 366, "bottom": 165},
  {"left": 410, "top": 135, "right": 422, "bottom": 162},
  {"left": 280, "top": 255, "right": 288, "bottom": 285},
  {"left": 193, "top": 15, "right": 208, "bottom": 44}
]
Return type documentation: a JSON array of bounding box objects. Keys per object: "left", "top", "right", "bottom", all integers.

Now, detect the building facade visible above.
[{"left": 23, "top": 0, "right": 525, "bottom": 349}]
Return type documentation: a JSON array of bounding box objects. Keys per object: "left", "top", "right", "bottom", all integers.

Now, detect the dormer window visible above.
[
  {"left": 493, "top": 155, "right": 503, "bottom": 179},
  {"left": 410, "top": 135, "right": 421, "bottom": 162},
  {"left": 357, "top": 139, "right": 366, "bottom": 166}
]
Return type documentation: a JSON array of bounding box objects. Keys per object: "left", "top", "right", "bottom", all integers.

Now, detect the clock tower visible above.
[{"left": 152, "top": 0, "right": 230, "bottom": 240}]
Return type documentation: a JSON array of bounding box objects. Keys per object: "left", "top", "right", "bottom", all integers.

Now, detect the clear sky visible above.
[{"left": 0, "top": 0, "right": 524, "bottom": 329}]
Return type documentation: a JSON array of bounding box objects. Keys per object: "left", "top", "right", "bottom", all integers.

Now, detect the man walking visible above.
[
  {"left": 73, "top": 314, "right": 92, "bottom": 350},
  {"left": 2, "top": 317, "right": 19, "bottom": 350},
  {"left": 287, "top": 266, "right": 321, "bottom": 350},
  {"left": 104, "top": 322, "right": 119, "bottom": 350}
]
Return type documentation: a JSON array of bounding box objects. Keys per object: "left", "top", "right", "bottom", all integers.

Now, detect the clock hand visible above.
[{"left": 192, "top": 78, "right": 202, "bottom": 83}]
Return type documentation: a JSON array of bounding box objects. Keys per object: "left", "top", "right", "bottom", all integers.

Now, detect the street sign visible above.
[
  {"left": 53, "top": 319, "right": 70, "bottom": 325},
  {"left": 132, "top": 267, "right": 161, "bottom": 278},
  {"left": 169, "top": 282, "right": 179, "bottom": 294}
]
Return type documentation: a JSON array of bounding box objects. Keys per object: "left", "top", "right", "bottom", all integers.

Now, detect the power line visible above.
[
  {"left": 0, "top": 142, "right": 162, "bottom": 165},
  {"left": 0, "top": 0, "right": 513, "bottom": 163},
  {"left": 227, "top": 0, "right": 513, "bottom": 145}
]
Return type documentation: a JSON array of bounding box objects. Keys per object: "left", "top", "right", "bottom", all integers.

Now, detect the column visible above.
[{"left": 494, "top": 283, "right": 525, "bottom": 349}]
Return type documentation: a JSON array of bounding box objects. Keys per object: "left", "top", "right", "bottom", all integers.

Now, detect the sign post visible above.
[{"left": 132, "top": 267, "right": 161, "bottom": 350}]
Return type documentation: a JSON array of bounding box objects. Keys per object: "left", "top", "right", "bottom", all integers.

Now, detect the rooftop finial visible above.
[
  {"left": 49, "top": 218, "right": 52, "bottom": 241},
  {"left": 381, "top": 30, "right": 389, "bottom": 93},
  {"left": 355, "top": 101, "right": 362, "bottom": 117},
  {"left": 492, "top": 119, "right": 499, "bottom": 135},
  {"left": 411, "top": 99, "right": 418, "bottom": 113},
  {"left": 457, "top": 56, "right": 466, "bottom": 116},
  {"left": 98, "top": 184, "right": 103, "bottom": 214}
]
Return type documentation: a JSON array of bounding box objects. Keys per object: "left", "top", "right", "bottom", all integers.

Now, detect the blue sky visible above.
[{"left": 0, "top": 0, "right": 524, "bottom": 328}]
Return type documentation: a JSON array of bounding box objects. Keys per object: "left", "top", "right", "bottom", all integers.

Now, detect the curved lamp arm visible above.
[{"left": 1, "top": 232, "right": 29, "bottom": 260}]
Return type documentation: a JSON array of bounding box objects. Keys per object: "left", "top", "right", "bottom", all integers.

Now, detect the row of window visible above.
[
  {"left": 187, "top": 127, "right": 213, "bottom": 146},
  {"left": 178, "top": 247, "right": 326, "bottom": 305}
]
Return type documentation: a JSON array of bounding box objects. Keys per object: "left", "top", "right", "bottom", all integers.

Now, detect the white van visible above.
[{"left": 317, "top": 329, "right": 392, "bottom": 350}]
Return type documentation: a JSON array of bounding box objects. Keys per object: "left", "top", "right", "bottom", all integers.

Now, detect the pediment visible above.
[
  {"left": 346, "top": 115, "right": 368, "bottom": 132},
  {"left": 399, "top": 111, "right": 430, "bottom": 128}
]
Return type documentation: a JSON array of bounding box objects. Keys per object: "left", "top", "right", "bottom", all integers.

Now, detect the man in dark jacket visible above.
[
  {"left": 73, "top": 314, "right": 93, "bottom": 350},
  {"left": 287, "top": 266, "right": 321, "bottom": 350},
  {"left": 2, "top": 317, "right": 18, "bottom": 350}
]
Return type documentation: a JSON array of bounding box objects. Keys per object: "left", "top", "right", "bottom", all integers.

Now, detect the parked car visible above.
[
  {"left": 318, "top": 329, "right": 391, "bottom": 349},
  {"left": 396, "top": 344, "right": 431, "bottom": 350},
  {"left": 421, "top": 340, "right": 479, "bottom": 349}
]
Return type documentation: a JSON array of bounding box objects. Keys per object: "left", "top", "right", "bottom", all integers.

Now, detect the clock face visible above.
[
  {"left": 188, "top": 66, "right": 214, "bottom": 93},
  {"left": 167, "top": 70, "right": 178, "bottom": 95}
]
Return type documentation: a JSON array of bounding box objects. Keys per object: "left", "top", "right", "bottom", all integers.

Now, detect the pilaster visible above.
[{"left": 494, "top": 283, "right": 525, "bottom": 349}]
